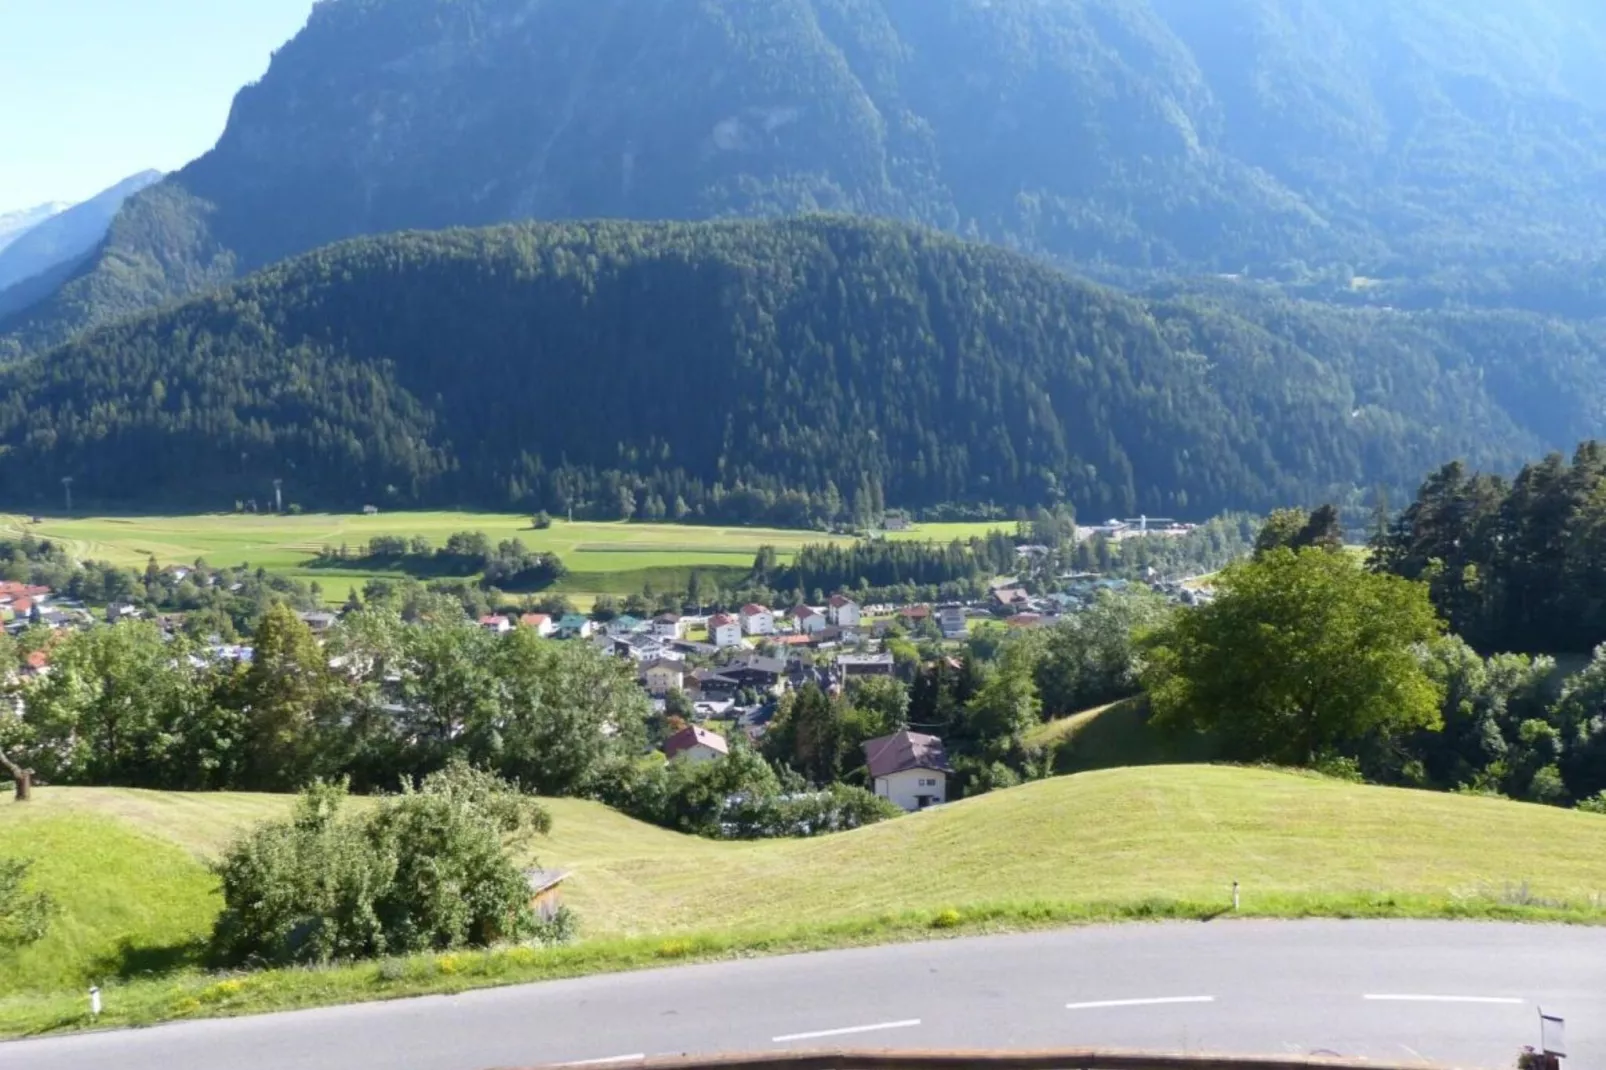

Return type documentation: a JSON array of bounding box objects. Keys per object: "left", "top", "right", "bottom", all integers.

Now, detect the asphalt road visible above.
[{"left": 3, "top": 921, "right": 1600, "bottom": 1070}]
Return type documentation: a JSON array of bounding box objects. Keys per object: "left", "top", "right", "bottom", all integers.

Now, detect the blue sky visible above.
[{"left": 0, "top": 0, "right": 317, "bottom": 214}]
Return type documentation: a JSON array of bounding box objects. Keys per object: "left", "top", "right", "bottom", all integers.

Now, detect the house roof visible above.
[
  {"left": 524, "top": 868, "right": 571, "bottom": 894},
  {"left": 641, "top": 657, "right": 684, "bottom": 673},
  {"left": 728, "top": 655, "right": 786, "bottom": 675},
  {"left": 740, "top": 604, "right": 770, "bottom": 616},
  {"left": 863, "top": 730, "right": 952, "bottom": 778},
  {"left": 898, "top": 604, "right": 932, "bottom": 619},
  {"left": 479, "top": 614, "right": 508, "bottom": 626},
  {"left": 654, "top": 612, "right": 681, "bottom": 623},
  {"left": 828, "top": 594, "right": 856, "bottom": 608},
  {"left": 790, "top": 604, "right": 823, "bottom": 620},
  {"left": 664, "top": 725, "right": 729, "bottom": 759},
  {"left": 708, "top": 613, "right": 737, "bottom": 628},
  {"left": 838, "top": 653, "right": 894, "bottom": 668},
  {"left": 520, "top": 613, "right": 552, "bottom": 626}
]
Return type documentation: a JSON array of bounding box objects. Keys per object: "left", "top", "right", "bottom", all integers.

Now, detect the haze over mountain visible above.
[
  {"left": 0, "top": 203, "right": 67, "bottom": 255},
  {"left": 6, "top": 0, "right": 1606, "bottom": 357},
  {"left": 2, "top": 217, "right": 1601, "bottom": 519},
  {"left": 0, "top": 171, "right": 163, "bottom": 304}
]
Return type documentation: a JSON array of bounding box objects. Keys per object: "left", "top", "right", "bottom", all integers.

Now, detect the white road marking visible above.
[
  {"left": 1066, "top": 996, "right": 1216, "bottom": 1011},
  {"left": 562, "top": 1056, "right": 647, "bottom": 1067},
  {"left": 773, "top": 1019, "right": 922, "bottom": 1043},
  {"left": 1364, "top": 995, "right": 1524, "bottom": 1005}
]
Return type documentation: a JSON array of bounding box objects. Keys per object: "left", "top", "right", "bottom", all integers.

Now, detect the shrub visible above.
[
  {"left": 931, "top": 908, "right": 963, "bottom": 929},
  {"left": 211, "top": 763, "right": 554, "bottom": 967},
  {"left": 0, "top": 858, "right": 54, "bottom": 949},
  {"left": 1578, "top": 791, "right": 1606, "bottom": 814}
]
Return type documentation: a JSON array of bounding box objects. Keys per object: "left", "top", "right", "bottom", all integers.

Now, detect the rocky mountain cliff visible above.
[{"left": 6, "top": 0, "right": 1606, "bottom": 356}]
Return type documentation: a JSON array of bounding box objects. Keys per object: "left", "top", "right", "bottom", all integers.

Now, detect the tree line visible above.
[{"left": 1372, "top": 441, "right": 1606, "bottom": 655}]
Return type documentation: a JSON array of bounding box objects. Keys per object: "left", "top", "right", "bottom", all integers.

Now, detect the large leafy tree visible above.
[{"left": 1144, "top": 548, "right": 1445, "bottom": 765}]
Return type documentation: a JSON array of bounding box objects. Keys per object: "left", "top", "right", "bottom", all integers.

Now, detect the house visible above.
[
  {"left": 707, "top": 613, "right": 744, "bottom": 648},
  {"left": 826, "top": 595, "right": 862, "bottom": 629},
  {"left": 690, "top": 669, "right": 741, "bottom": 701},
  {"left": 106, "top": 603, "right": 141, "bottom": 624},
  {"left": 788, "top": 605, "right": 828, "bottom": 634},
  {"left": 937, "top": 604, "right": 967, "bottom": 640},
  {"left": 523, "top": 868, "right": 570, "bottom": 921},
  {"left": 721, "top": 655, "right": 787, "bottom": 693},
  {"left": 991, "top": 586, "right": 1032, "bottom": 615},
  {"left": 520, "top": 613, "right": 556, "bottom": 638},
  {"left": 1006, "top": 612, "right": 1046, "bottom": 629},
  {"left": 557, "top": 614, "right": 596, "bottom": 639},
  {"left": 837, "top": 653, "right": 895, "bottom": 679},
  {"left": 606, "top": 614, "right": 647, "bottom": 637},
  {"left": 739, "top": 603, "right": 775, "bottom": 636},
  {"left": 863, "top": 729, "right": 952, "bottom": 811},
  {"left": 652, "top": 612, "right": 683, "bottom": 639},
  {"left": 897, "top": 604, "right": 932, "bottom": 624},
  {"left": 883, "top": 515, "right": 913, "bottom": 532},
  {"left": 479, "top": 614, "right": 514, "bottom": 635},
  {"left": 663, "top": 725, "right": 729, "bottom": 763},
  {"left": 641, "top": 657, "right": 686, "bottom": 696},
  {"left": 298, "top": 610, "right": 339, "bottom": 633}
]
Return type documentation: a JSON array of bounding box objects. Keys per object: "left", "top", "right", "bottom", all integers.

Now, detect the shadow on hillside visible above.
[
  {"left": 1050, "top": 696, "right": 1220, "bottom": 776},
  {"left": 89, "top": 935, "right": 209, "bottom": 983}
]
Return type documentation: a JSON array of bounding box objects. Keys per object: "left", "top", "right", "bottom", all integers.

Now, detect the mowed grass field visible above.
[
  {"left": 0, "top": 513, "right": 1006, "bottom": 605},
  {"left": 6, "top": 764, "right": 1606, "bottom": 1008}
]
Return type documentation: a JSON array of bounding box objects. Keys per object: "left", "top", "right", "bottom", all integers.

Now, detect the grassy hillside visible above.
[
  {"left": 4, "top": 767, "right": 1606, "bottom": 1033},
  {"left": 23, "top": 766, "right": 1606, "bottom": 942},
  {"left": 0, "top": 512, "right": 1002, "bottom": 605}
]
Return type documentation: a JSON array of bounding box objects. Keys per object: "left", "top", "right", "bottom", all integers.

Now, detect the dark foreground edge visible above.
[{"left": 528, "top": 1050, "right": 1457, "bottom": 1070}]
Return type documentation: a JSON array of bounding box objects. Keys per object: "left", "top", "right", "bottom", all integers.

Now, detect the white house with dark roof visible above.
[
  {"left": 826, "top": 595, "right": 862, "bottom": 629},
  {"left": 863, "top": 729, "right": 952, "bottom": 811}
]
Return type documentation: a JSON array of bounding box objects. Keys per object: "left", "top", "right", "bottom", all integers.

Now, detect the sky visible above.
[{"left": 0, "top": 0, "right": 318, "bottom": 214}]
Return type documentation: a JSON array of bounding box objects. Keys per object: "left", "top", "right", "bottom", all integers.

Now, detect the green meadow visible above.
[{"left": 0, "top": 513, "right": 1006, "bottom": 605}]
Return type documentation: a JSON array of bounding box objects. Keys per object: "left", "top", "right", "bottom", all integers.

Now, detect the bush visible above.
[
  {"left": 0, "top": 858, "right": 53, "bottom": 948},
  {"left": 211, "top": 764, "right": 554, "bottom": 967},
  {"left": 931, "top": 908, "right": 963, "bottom": 929},
  {"left": 1577, "top": 791, "right": 1606, "bottom": 814}
]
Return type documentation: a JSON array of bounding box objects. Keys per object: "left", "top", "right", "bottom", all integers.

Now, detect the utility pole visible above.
[
  {"left": 61, "top": 476, "right": 73, "bottom": 514},
  {"left": 273, "top": 478, "right": 284, "bottom": 514}
]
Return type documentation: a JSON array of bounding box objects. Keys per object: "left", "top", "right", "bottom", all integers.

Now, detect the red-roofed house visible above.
[
  {"left": 479, "top": 614, "right": 513, "bottom": 635},
  {"left": 863, "top": 729, "right": 952, "bottom": 811},
  {"left": 707, "top": 613, "right": 743, "bottom": 649},
  {"left": 788, "top": 604, "right": 828, "bottom": 635},
  {"left": 519, "top": 613, "right": 556, "bottom": 638},
  {"left": 739, "top": 604, "right": 775, "bottom": 636},
  {"left": 663, "top": 725, "right": 729, "bottom": 764},
  {"left": 826, "top": 595, "right": 862, "bottom": 629}
]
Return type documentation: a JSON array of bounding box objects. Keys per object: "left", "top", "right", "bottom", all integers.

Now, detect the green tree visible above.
[
  {"left": 964, "top": 643, "right": 1041, "bottom": 745},
  {"left": 1144, "top": 548, "right": 1445, "bottom": 765},
  {"left": 236, "top": 604, "right": 345, "bottom": 790}
]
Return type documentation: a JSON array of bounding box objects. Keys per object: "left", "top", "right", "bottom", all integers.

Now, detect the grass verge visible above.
[{"left": 3, "top": 891, "right": 1602, "bottom": 1039}]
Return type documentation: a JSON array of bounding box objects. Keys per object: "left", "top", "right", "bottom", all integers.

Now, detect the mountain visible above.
[
  {"left": 0, "top": 171, "right": 163, "bottom": 300},
  {"left": 0, "top": 203, "right": 67, "bottom": 254},
  {"left": 7, "top": 0, "right": 1606, "bottom": 357},
  {"left": 0, "top": 216, "right": 1600, "bottom": 519}
]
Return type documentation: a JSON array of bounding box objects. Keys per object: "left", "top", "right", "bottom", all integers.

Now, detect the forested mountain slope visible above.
[
  {"left": 1, "top": 217, "right": 1601, "bottom": 519},
  {"left": 6, "top": 0, "right": 1606, "bottom": 355},
  {"left": 0, "top": 171, "right": 163, "bottom": 298}
]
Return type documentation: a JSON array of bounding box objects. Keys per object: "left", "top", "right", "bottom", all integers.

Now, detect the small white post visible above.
[
  {"left": 1232, "top": 881, "right": 1240, "bottom": 911},
  {"left": 89, "top": 985, "right": 101, "bottom": 1016}
]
